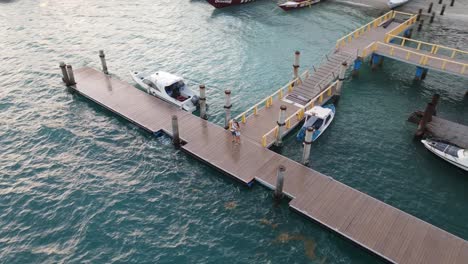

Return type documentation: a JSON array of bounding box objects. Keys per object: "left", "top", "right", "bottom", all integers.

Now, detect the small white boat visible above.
[
  {"left": 387, "top": 0, "right": 409, "bottom": 9},
  {"left": 131, "top": 71, "right": 199, "bottom": 112},
  {"left": 296, "top": 104, "right": 335, "bottom": 141},
  {"left": 421, "top": 139, "right": 468, "bottom": 171}
]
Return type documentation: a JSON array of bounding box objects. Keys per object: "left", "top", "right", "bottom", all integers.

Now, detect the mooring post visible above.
[
  {"left": 172, "top": 115, "right": 180, "bottom": 148},
  {"left": 417, "top": 8, "right": 422, "bottom": 21},
  {"left": 428, "top": 2, "right": 433, "bottom": 13},
  {"left": 352, "top": 56, "right": 363, "bottom": 77},
  {"left": 293, "top": 51, "right": 300, "bottom": 80},
  {"left": 274, "top": 165, "right": 286, "bottom": 200},
  {"left": 66, "top": 65, "right": 76, "bottom": 85},
  {"left": 302, "top": 127, "right": 314, "bottom": 165},
  {"left": 417, "top": 20, "right": 424, "bottom": 31},
  {"left": 430, "top": 12, "right": 435, "bottom": 23},
  {"left": 371, "top": 54, "right": 383, "bottom": 70},
  {"left": 199, "top": 84, "right": 207, "bottom": 120},
  {"left": 450, "top": 0, "right": 455, "bottom": 6},
  {"left": 336, "top": 61, "right": 347, "bottom": 97},
  {"left": 431, "top": 94, "right": 440, "bottom": 116},
  {"left": 440, "top": 4, "right": 446, "bottom": 15},
  {"left": 99, "top": 50, "right": 109, "bottom": 74},
  {"left": 275, "top": 105, "right": 287, "bottom": 147},
  {"left": 415, "top": 102, "right": 434, "bottom": 137},
  {"left": 224, "top": 90, "right": 232, "bottom": 129},
  {"left": 438, "top": 0, "right": 442, "bottom": 4},
  {"left": 59, "top": 62, "right": 70, "bottom": 85}
]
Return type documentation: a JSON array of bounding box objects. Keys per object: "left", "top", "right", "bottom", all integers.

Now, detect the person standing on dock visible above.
[{"left": 230, "top": 119, "right": 241, "bottom": 144}]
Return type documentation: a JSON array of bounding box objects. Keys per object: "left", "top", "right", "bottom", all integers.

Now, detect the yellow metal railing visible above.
[
  {"left": 234, "top": 70, "right": 309, "bottom": 124},
  {"left": 373, "top": 42, "right": 468, "bottom": 74},
  {"left": 384, "top": 35, "right": 468, "bottom": 60},
  {"left": 384, "top": 14, "right": 418, "bottom": 40},
  {"left": 261, "top": 80, "right": 338, "bottom": 147}
]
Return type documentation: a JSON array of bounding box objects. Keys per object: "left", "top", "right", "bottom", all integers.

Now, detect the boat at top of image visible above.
[
  {"left": 421, "top": 139, "right": 468, "bottom": 171},
  {"left": 387, "top": 0, "right": 410, "bottom": 9},
  {"left": 206, "top": 0, "right": 256, "bottom": 8},
  {"left": 279, "top": 0, "right": 321, "bottom": 11},
  {"left": 131, "top": 71, "right": 199, "bottom": 112},
  {"left": 296, "top": 104, "right": 335, "bottom": 142}
]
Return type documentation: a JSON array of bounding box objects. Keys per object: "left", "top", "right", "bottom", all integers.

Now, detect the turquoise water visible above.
[{"left": 1, "top": 0, "right": 467, "bottom": 263}]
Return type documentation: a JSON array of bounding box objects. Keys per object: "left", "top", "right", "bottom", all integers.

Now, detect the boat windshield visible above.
[
  {"left": 165, "top": 81, "right": 185, "bottom": 98},
  {"left": 143, "top": 79, "right": 158, "bottom": 90},
  {"left": 312, "top": 118, "right": 324, "bottom": 129},
  {"left": 432, "top": 141, "right": 461, "bottom": 157}
]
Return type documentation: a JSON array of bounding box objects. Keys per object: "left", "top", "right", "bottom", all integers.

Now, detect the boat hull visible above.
[
  {"left": 421, "top": 140, "right": 468, "bottom": 171},
  {"left": 279, "top": 0, "right": 320, "bottom": 11},
  {"left": 206, "top": 0, "right": 256, "bottom": 8}
]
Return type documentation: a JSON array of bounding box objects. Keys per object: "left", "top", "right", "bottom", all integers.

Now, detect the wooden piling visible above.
[
  {"left": 430, "top": 12, "right": 435, "bottom": 23},
  {"left": 302, "top": 127, "right": 314, "bottom": 165},
  {"left": 440, "top": 4, "right": 446, "bottom": 15},
  {"left": 59, "top": 62, "right": 70, "bottom": 85},
  {"left": 417, "top": 20, "right": 424, "bottom": 31},
  {"left": 438, "top": 0, "right": 442, "bottom": 4},
  {"left": 293, "top": 51, "right": 300, "bottom": 80},
  {"left": 224, "top": 90, "right": 232, "bottom": 129},
  {"left": 275, "top": 105, "right": 287, "bottom": 147},
  {"left": 415, "top": 102, "right": 434, "bottom": 137},
  {"left": 450, "top": 0, "right": 455, "bottom": 6},
  {"left": 171, "top": 115, "right": 180, "bottom": 148},
  {"left": 417, "top": 9, "right": 422, "bottom": 21},
  {"left": 428, "top": 2, "right": 433, "bottom": 13},
  {"left": 274, "top": 165, "right": 286, "bottom": 200},
  {"left": 66, "top": 65, "right": 76, "bottom": 85},
  {"left": 99, "top": 50, "right": 109, "bottom": 74},
  {"left": 199, "top": 84, "right": 207, "bottom": 120}
]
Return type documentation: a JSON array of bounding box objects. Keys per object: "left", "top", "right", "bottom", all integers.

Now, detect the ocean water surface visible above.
[{"left": 0, "top": 0, "right": 467, "bottom": 263}]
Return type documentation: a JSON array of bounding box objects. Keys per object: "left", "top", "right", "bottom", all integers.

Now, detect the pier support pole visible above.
[
  {"left": 224, "top": 90, "right": 232, "bottom": 129},
  {"left": 415, "top": 66, "right": 429, "bottom": 80},
  {"left": 66, "top": 65, "right": 76, "bottom": 85},
  {"left": 293, "top": 51, "right": 300, "bottom": 80},
  {"left": 99, "top": 50, "right": 109, "bottom": 74},
  {"left": 352, "top": 56, "right": 363, "bottom": 77},
  {"left": 302, "top": 127, "right": 314, "bottom": 165},
  {"left": 371, "top": 54, "right": 383, "bottom": 70},
  {"left": 275, "top": 105, "right": 287, "bottom": 147},
  {"left": 428, "top": 2, "right": 433, "bottom": 13},
  {"left": 336, "top": 61, "right": 348, "bottom": 100},
  {"left": 430, "top": 12, "right": 435, "bottom": 23},
  {"left": 59, "top": 62, "right": 70, "bottom": 85},
  {"left": 403, "top": 28, "right": 413, "bottom": 39},
  {"left": 417, "top": 8, "right": 422, "bottom": 21},
  {"left": 172, "top": 115, "right": 180, "bottom": 148},
  {"left": 274, "top": 165, "right": 286, "bottom": 200},
  {"left": 450, "top": 0, "right": 455, "bottom": 6},
  {"left": 199, "top": 84, "right": 207, "bottom": 120}
]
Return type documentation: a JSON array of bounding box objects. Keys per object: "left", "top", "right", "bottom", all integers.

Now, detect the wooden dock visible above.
[{"left": 68, "top": 67, "right": 468, "bottom": 264}]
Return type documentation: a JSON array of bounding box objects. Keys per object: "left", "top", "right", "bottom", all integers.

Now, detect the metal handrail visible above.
[{"left": 385, "top": 35, "right": 468, "bottom": 58}]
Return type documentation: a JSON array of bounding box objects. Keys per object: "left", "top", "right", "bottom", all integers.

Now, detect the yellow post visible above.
[
  {"left": 254, "top": 105, "right": 258, "bottom": 115},
  {"left": 286, "top": 119, "right": 291, "bottom": 129},
  {"left": 367, "top": 24, "right": 371, "bottom": 31},
  {"left": 434, "top": 46, "right": 439, "bottom": 54},
  {"left": 288, "top": 83, "right": 293, "bottom": 92},
  {"left": 327, "top": 87, "right": 332, "bottom": 96},
  {"left": 390, "top": 47, "right": 395, "bottom": 56},
  {"left": 279, "top": 89, "right": 283, "bottom": 99},
  {"left": 417, "top": 43, "right": 422, "bottom": 50},
  {"left": 461, "top": 65, "right": 466, "bottom": 75},
  {"left": 309, "top": 101, "right": 314, "bottom": 109},
  {"left": 348, "top": 35, "right": 352, "bottom": 43},
  {"left": 401, "top": 38, "right": 406, "bottom": 47},
  {"left": 319, "top": 94, "right": 323, "bottom": 103},
  {"left": 441, "top": 60, "right": 447, "bottom": 70},
  {"left": 406, "top": 51, "right": 411, "bottom": 60},
  {"left": 262, "top": 135, "right": 267, "bottom": 147},
  {"left": 242, "top": 113, "right": 246, "bottom": 124},
  {"left": 362, "top": 49, "right": 367, "bottom": 58},
  {"left": 451, "top": 50, "right": 456, "bottom": 58},
  {"left": 430, "top": 45, "right": 436, "bottom": 54}
]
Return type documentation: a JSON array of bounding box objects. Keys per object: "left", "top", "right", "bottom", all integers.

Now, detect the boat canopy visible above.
[
  {"left": 149, "top": 71, "right": 184, "bottom": 89},
  {"left": 430, "top": 141, "right": 462, "bottom": 157},
  {"left": 305, "top": 106, "right": 331, "bottom": 119}
]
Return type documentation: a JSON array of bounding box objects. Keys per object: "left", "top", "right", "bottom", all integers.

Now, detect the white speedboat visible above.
[
  {"left": 131, "top": 71, "right": 199, "bottom": 112},
  {"left": 387, "top": 0, "right": 409, "bottom": 9},
  {"left": 421, "top": 139, "right": 468, "bottom": 171},
  {"left": 296, "top": 104, "right": 335, "bottom": 141}
]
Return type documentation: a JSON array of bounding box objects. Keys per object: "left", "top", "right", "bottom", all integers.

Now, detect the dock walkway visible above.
[{"left": 70, "top": 67, "right": 468, "bottom": 264}]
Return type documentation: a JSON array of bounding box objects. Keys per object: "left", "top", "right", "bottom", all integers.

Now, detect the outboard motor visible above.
[{"left": 191, "top": 95, "right": 200, "bottom": 106}]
